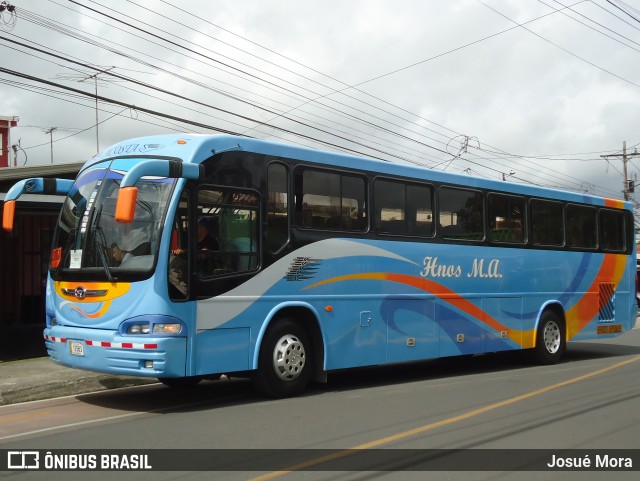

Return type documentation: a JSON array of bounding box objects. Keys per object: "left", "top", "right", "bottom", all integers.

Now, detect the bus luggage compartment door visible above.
[{"left": 385, "top": 298, "right": 437, "bottom": 363}]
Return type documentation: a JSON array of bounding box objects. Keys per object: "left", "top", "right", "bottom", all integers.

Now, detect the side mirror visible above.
[
  {"left": 115, "top": 187, "right": 138, "bottom": 223},
  {"left": 115, "top": 160, "right": 203, "bottom": 223},
  {"left": 2, "top": 200, "right": 16, "bottom": 232},
  {"left": 2, "top": 178, "right": 73, "bottom": 232}
]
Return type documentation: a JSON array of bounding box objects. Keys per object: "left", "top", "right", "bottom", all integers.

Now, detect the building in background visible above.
[
  {"left": 0, "top": 116, "right": 19, "bottom": 168},
  {"left": 0, "top": 162, "right": 82, "bottom": 360}
]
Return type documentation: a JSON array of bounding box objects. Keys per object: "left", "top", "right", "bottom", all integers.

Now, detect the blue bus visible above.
[{"left": 3, "top": 134, "right": 637, "bottom": 397}]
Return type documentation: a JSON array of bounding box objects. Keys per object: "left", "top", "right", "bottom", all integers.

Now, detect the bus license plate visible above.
[
  {"left": 69, "top": 340, "right": 85, "bottom": 357},
  {"left": 597, "top": 324, "right": 622, "bottom": 335}
]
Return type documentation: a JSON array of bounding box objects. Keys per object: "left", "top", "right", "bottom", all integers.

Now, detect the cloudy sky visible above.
[{"left": 1, "top": 0, "right": 640, "bottom": 205}]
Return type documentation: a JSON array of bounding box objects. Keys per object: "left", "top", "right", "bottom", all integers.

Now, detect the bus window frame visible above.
[
  {"left": 168, "top": 189, "right": 191, "bottom": 302},
  {"left": 599, "top": 207, "right": 627, "bottom": 253},
  {"left": 529, "top": 198, "right": 565, "bottom": 248},
  {"left": 266, "top": 160, "right": 291, "bottom": 255},
  {"left": 565, "top": 203, "right": 598, "bottom": 250},
  {"left": 293, "top": 165, "right": 368, "bottom": 233},
  {"left": 487, "top": 192, "right": 527, "bottom": 245},
  {"left": 198, "top": 183, "right": 263, "bottom": 282},
  {"left": 438, "top": 185, "right": 486, "bottom": 242},
  {"left": 373, "top": 176, "right": 435, "bottom": 238}
]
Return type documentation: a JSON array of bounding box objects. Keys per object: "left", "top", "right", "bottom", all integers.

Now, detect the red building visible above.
[{"left": 0, "top": 116, "right": 19, "bottom": 168}]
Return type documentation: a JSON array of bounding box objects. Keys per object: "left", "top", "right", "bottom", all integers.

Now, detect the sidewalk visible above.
[{"left": 0, "top": 357, "right": 157, "bottom": 406}]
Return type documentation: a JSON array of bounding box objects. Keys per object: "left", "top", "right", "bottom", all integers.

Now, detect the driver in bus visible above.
[
  {"left": 172, "top": 218, "right": 219, "bottom": 256},
  {"left": 171, "top": 217, "right": 219, "bottom": 277},
  {"left": 110, "top": 227, "right": 151, "bottom": 266}
]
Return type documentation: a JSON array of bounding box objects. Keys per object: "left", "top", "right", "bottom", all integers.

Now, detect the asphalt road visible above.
[{"left": 1, "top": 325, "right": 639, "bottom": 481}]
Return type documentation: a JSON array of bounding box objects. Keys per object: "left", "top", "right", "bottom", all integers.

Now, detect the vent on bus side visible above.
[
  {"left": 598, "top": 283, "right": 615, "bottom": 321},
  {"left": 285, "top": 257, "right": 323, "bottom": 282}
]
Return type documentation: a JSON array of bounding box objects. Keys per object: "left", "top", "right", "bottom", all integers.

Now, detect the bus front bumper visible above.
[{"left": 43, "top": 326, "right": 187, "bottom": 378}]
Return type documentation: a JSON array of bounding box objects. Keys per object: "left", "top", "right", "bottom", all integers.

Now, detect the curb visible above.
[{"left": 0, "top": 375, "right": 157, "bottom": 406}]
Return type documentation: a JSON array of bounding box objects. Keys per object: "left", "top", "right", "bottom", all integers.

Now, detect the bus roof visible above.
[{"left": 90, "top": 133, "right": 630, "bottom": 210}]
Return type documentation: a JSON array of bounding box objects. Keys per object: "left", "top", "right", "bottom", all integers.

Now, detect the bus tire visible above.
[
  {"left": 158, "top": 376, "right": 203, "bottom": 388},
  {"left": 531, "top": 310, "right": 565, "bottom": 365},
  {"left": 253, "top": 319, "right": 312, "bottom": 398}
]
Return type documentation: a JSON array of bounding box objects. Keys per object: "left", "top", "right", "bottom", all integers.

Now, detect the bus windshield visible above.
[{"left": 50, "top": 161, "right": 175, "bottom": 280}]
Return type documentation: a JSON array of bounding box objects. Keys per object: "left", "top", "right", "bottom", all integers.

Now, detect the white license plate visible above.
[{"left": 69, "top": 340, "right": 85, "bottom": 357}]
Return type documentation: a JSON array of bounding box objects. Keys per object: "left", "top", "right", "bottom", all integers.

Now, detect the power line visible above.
[
  {"left": 16, "top": 5, "right": 455, "bottom": 161},
  {"left": 23, "top": 2, "right": 560, "bottom": 179},
  {"left": 541, "top": 0, "right": 640, "bottom": 54},
  {"left": 62, "top": 1, "right": 605, "bottom": 187},
  {"left": 2, "top": 2, "right": 629, "bottom": 197},
  {"left": 590, "top": 0, "right": 640, "bottom": 32},
  {"left": 0, "top": 65, "right": 427, "bottom": 163},
  {"left": 604, "top": 0, "right": 640, "bottom": 23},
  {"left": 477, "top": 0, "right": 640, "bottom": 89},
  {"left": 137, "top": 0, "right": 629, "bottom": 194},
  {"left": 0, "top": 63, "right": 539, "bottom": 183},
  {"left": 64, "top": 0, "right": 459, "bottom": 160}
]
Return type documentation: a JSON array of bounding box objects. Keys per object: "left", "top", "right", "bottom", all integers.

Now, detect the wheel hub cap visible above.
[
  {"left": 543, "top": 321, "right": 561, "bottom": 354},
  {"left": 272, "top": 334, "right": 306, "bottom": 381}
]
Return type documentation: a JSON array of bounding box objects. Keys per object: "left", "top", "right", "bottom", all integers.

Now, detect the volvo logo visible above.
[{"left": 74, "top": 286, "right": 87, "bottom": 300}]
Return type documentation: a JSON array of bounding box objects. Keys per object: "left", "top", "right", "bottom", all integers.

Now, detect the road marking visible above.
[
  {"left": 0, "top": 385, "right": 237, "bottom": 442},
  {"left": 246, "top": 354, "right": 640, "bottom": 481},
  {"left": 0, "top": 411, "right": 51, "bottom": 423},
  {"left": 0, "top": 410, "right": 145, "bottom": 442}
]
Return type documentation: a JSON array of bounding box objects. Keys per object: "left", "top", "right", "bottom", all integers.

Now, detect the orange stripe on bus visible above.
[
  {"left": 306, "top": 273, "right": 533, "bottom": 347},
  {"left": 604, "top": 198, "right": 624, "bottom": 208},
  {"left": 566, "top": 253, "right": 627, "bottom": 339}
]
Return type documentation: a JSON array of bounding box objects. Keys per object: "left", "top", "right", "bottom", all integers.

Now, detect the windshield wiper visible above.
[
  {"left": 91, "top": 203, "right": 115, "bottom": 282},
  {"left": 95, "top": 227, "right": 114, "bottom": 282}
]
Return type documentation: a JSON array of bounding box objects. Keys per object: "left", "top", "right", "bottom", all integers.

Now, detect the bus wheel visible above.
[
  {"left": 253, "top": 319, "right": 312, "bottom": 398},
  {"left": 531, "top": 310, "right": 565, "bottom": 365},
  {"left": 158, "top": 376, "right": 202, "bottom": 388}
]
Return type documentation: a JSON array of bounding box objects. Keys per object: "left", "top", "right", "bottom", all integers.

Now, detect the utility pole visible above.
[
  {"left": 601, "top": 141, "right": 640, "bottom": 201},
  {"left": 56, "top": 66, "right": 117, "bottom": 154},
  {"left": 81, "top": 67, "right": 117, "bottom": 153},
  {"left": 44, "top": 127, "right": 57, "bottom": 163}
]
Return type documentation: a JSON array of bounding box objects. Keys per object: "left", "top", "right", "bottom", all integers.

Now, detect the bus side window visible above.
[
  {"left": 374, "top": 179, "right": 433, "bottom": 237},
  {"left": 168, "top": 192, "right": 189, "bottom": 300},
  {"left": 295, "top": 167, "right": 366, "bottom": 232},
  {"left": 267, "top": 163, "right": 289, "bottom": 253},
  {"left": 599, "top": 209, "right": 626, "bottom": 252},
  {"left": 195, "top": 188, "right": 260, "bottom": 278},
  {"left": 439, "top": 186, "right": 484, "bottom": 241},
  {"left": 530, "top": 199, "right": 563, "bottom": 247},
  {"left": 224, "top": 211, "right": 258, "bottom": 272},
  {"left": 566, "top": 204, "right": 596, "bottom": 249},
  {"left": 407, "top": 183, "right": 433, "bottom": 237},
  {"left": 488, "top": 193, "right": 525, "bottom": 244}
]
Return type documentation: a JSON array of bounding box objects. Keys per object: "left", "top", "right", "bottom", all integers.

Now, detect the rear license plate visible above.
[
  {"left": 69, "top": 340, "right": 85, "bottom": 356},
  {"left": 597, "top": 324, "right": 622, "bottom": 335}
]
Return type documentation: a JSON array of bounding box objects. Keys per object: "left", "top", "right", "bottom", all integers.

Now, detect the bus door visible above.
[{"left": 168, "top": 186, "right": 261, "bottom": 375}]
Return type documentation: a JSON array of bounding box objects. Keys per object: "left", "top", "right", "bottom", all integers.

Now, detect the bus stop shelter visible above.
[{"left": 0, "top": 162, "right": 82, "bottom": 360}]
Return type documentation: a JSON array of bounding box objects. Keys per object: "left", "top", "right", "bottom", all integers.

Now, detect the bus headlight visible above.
[
  {"left": 153, "top": 323, "right": 182, "bottom": 335},
  {"left": 127, "top": 323, "right": 151, "bottom": 335},
  {"left": 120, "top": 315, "right": 186, "bottom": 337}
]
